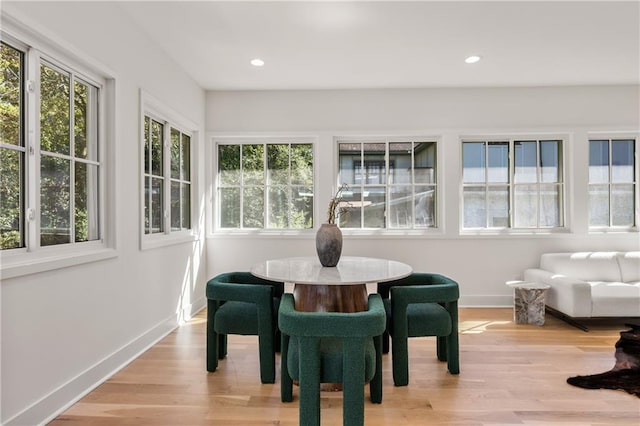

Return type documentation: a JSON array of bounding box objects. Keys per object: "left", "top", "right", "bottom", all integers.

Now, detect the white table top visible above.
[{"left": 250, "top": 256, "right": 412, "bottom": 286}]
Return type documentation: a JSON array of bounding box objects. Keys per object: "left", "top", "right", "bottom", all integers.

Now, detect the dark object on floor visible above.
[{"left": 567, "top": 323, "right": 640, "bottom": 398}]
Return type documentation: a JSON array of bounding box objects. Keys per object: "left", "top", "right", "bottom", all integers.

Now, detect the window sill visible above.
[
  {"left": 210, "top": 228, "right": 445, "bottom": 239},
  {"left": 0, "top": 243, "right": 118, "bottom": 280},
  {"left": 140, "top": 231, "right": 199, "bottom": 251}
]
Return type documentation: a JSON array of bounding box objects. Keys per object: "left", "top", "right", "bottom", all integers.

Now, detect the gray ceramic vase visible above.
[{"left": 315, "top": 223, "right": 343, "bottom": 267}]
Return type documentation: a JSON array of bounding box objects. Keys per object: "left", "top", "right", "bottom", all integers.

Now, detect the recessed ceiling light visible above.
[
  {"left": 250, "top": 58, "right": 264, "bottom": 67},
  {"left": 465, "top": 55, "right": 481, "bottom": 64}
]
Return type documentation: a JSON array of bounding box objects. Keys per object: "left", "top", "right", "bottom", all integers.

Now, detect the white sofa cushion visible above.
[
  {"left": 616, "top": 252, "right": 640, "bottom": 282},
  {"left": 590, "top": 281, "right": 640, "bottom": 316},
  {"left": 540, "top": 252, "right": 621, "bottom": 282}
]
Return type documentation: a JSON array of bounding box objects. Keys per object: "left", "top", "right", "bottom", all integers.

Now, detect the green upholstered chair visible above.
[
  {"left": 206, "top": 272, "right": 284, "bottom": 384},
  {"left": 377, "top": 272, "right": 460, "bottom": 386},
  {"left": 279, "top": 293, "right": 386, "bottom": 426}
]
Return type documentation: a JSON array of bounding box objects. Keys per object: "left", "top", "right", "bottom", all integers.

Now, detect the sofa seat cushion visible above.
[{"left": 590, "top": 281, "right": 640, "bottom": 317}]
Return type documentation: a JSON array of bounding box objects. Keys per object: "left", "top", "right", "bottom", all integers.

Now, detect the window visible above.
[
  {"left": 142, "top": 110, "right": 193, "bottom": 239},
  {"left": 1, "top": 35, "right": 102, "bottom": 251},
  {"left": 462, "top": 138, "right": 564, "bottom": 229},
  {"left": 337, "top": 139, "right": 437, "bottom": 229},
  {"left": 589, "top": 138, "right": 637, "bottom": 228},
  {"left": 216, "top": 141, "right": 314, "bottom": 230}
]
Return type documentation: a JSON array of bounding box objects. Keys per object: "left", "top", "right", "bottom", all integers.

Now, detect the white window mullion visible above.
[
  {"left": 69, "top": 74, "right": 76, "bottom": 243},
  {"left": 26, "top": 48, "right": 40, "bottom": 251},
  {"left": 163, "top": 123, "right": 171, "bottom": 235}
]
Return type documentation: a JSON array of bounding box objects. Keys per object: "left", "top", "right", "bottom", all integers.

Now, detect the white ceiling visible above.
[{"left": 120, "top": 1, "right": 640, "bottom": 91}]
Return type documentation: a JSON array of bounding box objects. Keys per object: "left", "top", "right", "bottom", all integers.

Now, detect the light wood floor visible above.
[{"left": 50, "top": 308, "right": 640, "bottom": 425}]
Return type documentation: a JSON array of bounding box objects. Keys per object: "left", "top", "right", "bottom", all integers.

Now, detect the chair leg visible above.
[
  {"left": 218, "top": 334, "right": 227, "bottom": 360},
  {"left": 436, "top": 336, "right": 447, "bottom": 361},
  {"left": 206, "top": 301, "right": 218, "bottom": 372},
  {"left": 343, "top": 341, "right": 366, "bottom": 426},
  {"left": 299, "top": 338, "right": 321, "bottom": 426},
  {"left": 447, "top": 332, "right": 460, "bottom": 374},
  {"left": 258, "top": 333, "right": 275, "bottom": 384},
  {"left": 392, "top": 335, "right": 410, "bottom": 386},
  {"left": 382, "top": 329, "right": 390, "bottom": 354},
  {"left": 370, "top": 335, "right": 383, "bottom": 404},
  {"left": 281, "top": 334, "right": 293, "bottom": 403}
]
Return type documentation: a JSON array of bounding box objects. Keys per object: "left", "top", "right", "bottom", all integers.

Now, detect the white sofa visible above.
[{"left": 523, "top": 252, "right": 640, "bottom": 320}]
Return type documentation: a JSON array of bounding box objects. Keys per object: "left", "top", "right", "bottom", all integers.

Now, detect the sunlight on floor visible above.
[{"left": 459, "top": 320, "right": 511, "bottom": 334}]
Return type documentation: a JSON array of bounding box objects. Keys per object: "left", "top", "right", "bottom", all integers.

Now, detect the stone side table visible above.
[{"left": 505, "top": 281, "right": 551, "bottom": 326}]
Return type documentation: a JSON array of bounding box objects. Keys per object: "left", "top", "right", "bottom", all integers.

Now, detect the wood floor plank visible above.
[{"left": 48, "top": 308, "right": 640, "bottom": 425}]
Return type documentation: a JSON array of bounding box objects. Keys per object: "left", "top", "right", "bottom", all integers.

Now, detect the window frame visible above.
[
  {"left": 588, "top": 133, "right": 639, "bottom": 231},
  {"left": 212, "top": 136, "right": 317, "bottom": 234},
  {"left": 335, "top": 136, "right": 442, "bottom": 234},
  {"left": 460, "top": 135, "right": 567, "bottom": 234},
  {"left": 0, "top": 20, "right": 116, "bottom": 279},
  {"left": 139, "top": 90, "right": 197, "bottom": 250}
]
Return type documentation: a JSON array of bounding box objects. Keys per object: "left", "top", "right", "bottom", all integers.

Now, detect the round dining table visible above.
[{"left": 250, "top": 256, "right": 413, "bottom": 312}]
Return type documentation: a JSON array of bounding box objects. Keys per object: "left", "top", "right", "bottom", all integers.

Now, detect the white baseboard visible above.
[{"left": 5, "top": 315, "right": 179, "bottom": 426}]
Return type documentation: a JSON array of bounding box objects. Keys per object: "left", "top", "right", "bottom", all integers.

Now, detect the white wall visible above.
[
  {"left": 1, "top": 2, "right": 207, "bottom": 425},
  {"left": 205, "top": 86, "right": 640, "bottom": 306}
]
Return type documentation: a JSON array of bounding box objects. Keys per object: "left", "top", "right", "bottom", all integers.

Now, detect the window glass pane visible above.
[
  {"left": 362, "top": 143, "right": 386, "bottom": 184},
  {"left": 589, "top": 184, "right": 609, "bottom": 226},
  {"left": 1, "top": 42, "right": 22, "bottom": 147},
  {"left": 340, "top": 186, "right": 361, "bottom": 228},
  {"left": 0, "top": 147, "right": 23, "bottom": 249},
  {"left": 220, "top": 187, "right": 240, "bottom": 228},
  {"left": 170, "top": 128, "right": 180, "bottom": 179},
  {"left": 267, "top": 186, "right": 288, "bottom": 228},
  {"left": 611, "top": 139, "right": 634, "bottom": 183},
  {"left": 182, "top": 183, "right": 191, "bottom": 229},
  {"left": 144, "top": 177, "right": 151, "bottom": 234},
  {"left": 40, "top": 64, "right": 70, "bottom": 155},
  {"left": 540, "top": 140, "right": 560, "bottom": 183},
  {"left": 363, "top": 186, "right": 385, "bottom": 228},
  {"left": 539, "top": 184, "right": 560, "bottom": 227},
  {"left": 74, "top": 80, "right": 88, "bottom": 159},
  {"left": 514, "top": 184, "right": 537, "bottom": 227},
  {"left": 414, "top": 142, "right": 436, "bottom": 184},
  {"left": 291, "top": 186, "right": 313, "bottom": 229},
  {"left": 40, "top": 156, "right": 70, "bottom": 245},
  {"left": 514, "top": 141, "right": 537, "bottom": 183},
  {"left": 242, "top": 186, "right": 264, "bottom": 228},
  {"left": 612, "top": 184, "right": 635, "bottom": 226},
  {"left": 144, "top": 117, "right": 150, "bottom": 174},
  {"left": 487, "top": 186, "right": 509, "bottom": 227},
  {"left": 291, "top": 144, "right": 313, "bottom": 186},
  {"left": 414, "top": 185, "right": 435, "bottom": 228},
  {"left": 463, "top": 186, "right": 486, "bottom": 228},
  {"left": 487, "top": 142, "right": 508, "bottom": 183},
  {"left": 388, "top": 185, "right": 412, "bottom": 228},
  {"left": 150, "top": 177, "right": 163, "bottom": 233},
  {"left": 242, "top": 144, "right": 264, "bottom": 185},
  {"left": 171, "top": 181, "right": 180, "bottom": 230},
  {"left": 181, "top": 134, "right": 190, "bottom": 181},
  {"left": 218, "top": 144, "right": 240, "bottom": 185},
  {"left": 389, "top": 142, "right": 412, "bottom": 184},
  {"left": 338, "top": 142, "right": 360, "bottom": 185},
  {"left": 267, "top": 144, "right": 289, "bottom": 186},
  {"left": 463, "top": 142, "right": 485, "bottom": 183},
  {"left": 151, "top": 120, "right": 163, "bottom": 176},
  {"left": 74, "top": 162, "right": 99, "bottom": 242},
  {"left": 589, "top": 140, "right": 609, "bottom": 183}
]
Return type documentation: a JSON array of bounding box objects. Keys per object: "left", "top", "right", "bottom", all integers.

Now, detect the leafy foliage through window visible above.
[
  {"left": 1, "top": 38, "right": 101, "bottom": 250},
  {"left": 337, "top": 140, "right": 437, "bottom": 229},
  {"left": 462, "top": 139, "right": 563, "bottom": 229},
  {"left": 143, "top": 115, "right": 192, "bottom": 235},
  {"left": 217, "top": 142, "right": 313, "bottom": 229}
]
